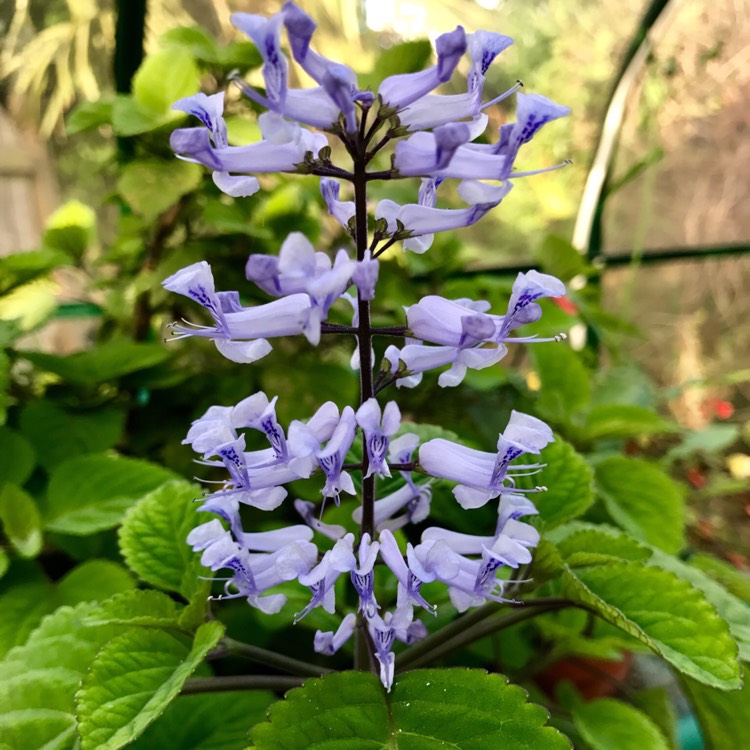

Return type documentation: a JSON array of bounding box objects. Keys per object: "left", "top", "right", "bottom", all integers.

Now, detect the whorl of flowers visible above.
[{"left": 165, "top": 2, "right": 570, "bottom": 691}]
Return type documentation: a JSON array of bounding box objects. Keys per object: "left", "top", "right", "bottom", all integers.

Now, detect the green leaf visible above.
[
  {"left": 19, "top": 401, "right": 124, "bottom": 471},
  {"left": 552, "top": 523, "right": 653, "bottom": 567},
  {"left": 0, "top": 248, "right": 73, "bottom": 293},
  {"left": 76, "top": 621, "right": 224, "bottom": 750},
  {"left": 682, "top": 665, "right": 750, "bottom": 750},
  {"left": 530, "top": 344, "right": 591, "bottom": 423},
  {"left": 647, "top": 549, "right": 750, "bottom": 663},
  {"left": 161, "top": 26, "right": 220, "bottom": 62},
  {"left": 361, "top": 39, "right": 433, "bottom": 89},
  {"left": 84, "top": 589, "right": 183, "bottom": 629},
  {"left": 43, "top": 200, "right": 97, "bottom": 257},
  {"left": 0, "top": 484, "right": 42, "bottom": 557},
  {"left": 572, "top": 697, "right": 670, "bottom": 750},
  {"left": 666, "top": 424, "right": 741, "bottom": 463},
  {"left": 44, "top": 454, "right": 177, "bottom": 535},
  {"left": 0, "top": 602, "right": 122, "bottom": 750},
  {"left": 0, "top": 549, "right": 8, "bottom": 579},
  {"left": 515, "top": 437, "right": 594, "bottom": 527},
  {"left": 66, "top": 98, "right": 114, "bottom": 134},
  {"left": 111, "top": 95, "right": 175, "bottom": 136},
  {"left": 117, "top": 159, "right": 202, "bottom": 221},
  {"left": 690, "top": 553, "right": 750, "bottom": 602},
  {"left": 133, "top": 48, "right": 200, "bottom": 115},
  {"left": 119, "top": 480, "right": 205, "bottom": 596},
  {"left": 0, "top": 580, "right": 55, "bottom": 659},
  {"left": 594, "top": 457, "right": 685, "bottom": 553},
  {"left": 563, "top": 561, "right": 741, "bottom": 688},
  {"left": 130, "top": 691, "right": 276, "bottom": 750},
  {"left": 249, "top": 669, "right": 570, "bottom": 749},
  {"left": 536, "top": 235, "right": 590, "bottom": 282},
  {"left": 0, "top": 427, "right": 35, "bottom": 485},
  {"left": 22, "top": 339, "right": 170, "bottom": 385},
  {"left": 56, "top": 560, "right": 136, "bottom": 605},
  {"left": 582, "top": 404, "right": 675, "bottom": 441},
  {"left": 0, "top": 278, "right": 57, "bottom": 331}
]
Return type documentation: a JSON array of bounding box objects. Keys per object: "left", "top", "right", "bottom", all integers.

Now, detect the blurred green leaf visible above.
[
  {"left": 118, "top": 159, "right": 202, "bottom": 221},
  {"left": 0, "top": 248, "right": 73, "bottom": 293},
  {"left": 0, "top": 484, "right": 42, "bottom": 558},
  {"left": 665, "top": 424, "right": 741, "bottom": 463},
  {"left": 76, "top": 622, "right": 224, "bottom": 750},
  {"left": 572, "top": 697, "right": 670, "bottom": 750},
  {"left": 111, "top": 95, "right": 176, "bottom": 136},
  {"left": 537, "top": 235, "right": 591, "bottom": 281},
  {"left": 66, "top": 99, "right": 114, "bottom": 135},
  {"left": 43, "top": 200, "right": 97, "bottom": 258},
  {"left": 130, "top": 691, "right": 276, "bottom": 750},
  {"left": 133, "top": 49, "right": 200, "bottom": 115},
  {"left": 595, "top": 457, "right": 685, "bottom": 553},
  {"left": 19, "top": 401, "right": 124, "bottom": 471},
  {"left": 582, "top": 404, "right": 675, "bottom": 441},
  {"left": 361, "top": 39, "right": 433, "bottom": 89},
  {"left": 0, "top": 277, "right": 58, "bottom": 331},
  {"left": 682, "top": 664, "right": 750, "bottom": 750},
  {"left": 0, "top": 427, "right": 35, "bottom": 485},
  {"left": 689, "top": 553, "right": 750, "bottom": 603},
  {"left": 161, "top": 26, "right": 219, "bottom": 62},
  {"left": 530, "top": 343, "right": 591, "bottom": 423},
  {"left": 551, "top": 522, "right": 653, "bottom": 567},
  {"left": 21, "top": 340, "right": 170, "bottom": 385},
  {"left": 44, "top": 454, "right": 178, "bottom": 535}
]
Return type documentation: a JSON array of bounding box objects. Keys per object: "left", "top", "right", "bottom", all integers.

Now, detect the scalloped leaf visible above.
[
  {"left": 514, "top": 437, "right": 594, "bottom": 527},
  {"left": 119, "top": 480, "right": 206, "bottom": 599},
  {"left": 44, "top": 455, "right": 177, "bottom": 535},
  {"left": 247, "top": 669, "right": 571, "bottom": 749},
  {"left": 647, "top": 549, "right": 750, "bottom": 663},
  {"left": 84, "top": 589, "right": 184, "bottom": 629},
  {"left": 551, "top": 523, "right": 653, "bottom": 567},
  {"left": 594, "top": 457, "right": 685, "bottom": 553},
  {"left": 0, "top": 427, "right": 35, "bottom": 484},
  {"left": 572, "top": 697, "right": 671, "bottom": 750},
  {"left": 75, "top": 621, "right": 224, "bottom": 750},
  {"left": 563, "top": 562, "right": 741, "bottom": 688},
  {"left": 0, "top": 603, "right": 122, "bottom": 750}
]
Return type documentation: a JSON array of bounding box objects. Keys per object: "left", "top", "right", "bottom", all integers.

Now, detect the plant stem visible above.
[
  {"left": 222, "top": 637, "right": 331, "bottom": 677},
  {"left": 181, "top": 675, "right": 305, "bottom": 695},
  {"left": 397, "top": 598, "right": 588, "bottom": 671}
]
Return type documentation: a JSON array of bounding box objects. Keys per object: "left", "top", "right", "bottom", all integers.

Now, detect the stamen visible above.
[
  {"left": 482, "top": 80, "right": 524, "bottom": 110},
  {"left": 510, "top": 159, "right": 572, "bottom": 179}
]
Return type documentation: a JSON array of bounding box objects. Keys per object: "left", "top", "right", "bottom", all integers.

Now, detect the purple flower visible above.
[
  {"left": 379, "top": 27, "right": 466, "bottom": 110},
  {"left": 294, "top": 499, "right": 347, "bottom": 540},
  {"left": 194, "top": 529, "right": 317, "bottom": 614},
  {"left": 378, "top": 529, "right": 436, "bottom": 614},
  {"left": 171, "top": 92, "right": 260, "bottom": 197},
  {"left": 351, "top": 532, "right": 380, "bottom": 617},
  {"left": 314, "top": 613, "right": 356, "bottom": 655},
  {"left": 355, "top": 399, "right": 401, "bottom": 478},
  {"left": 352, "top": 251, "right": 379, "bottom": 301},
  {"left": 367, "top": 606, "right": 427, "bottom": 691},
  {"left": 320, "top": 178, "right": 355, "bottom": 230},
  {"left": 296, "top": 533, "right": 356, "bottom": 621},
  {"left": 396, "top": 31, "right": 514, "bottom": 131},
  {"left": 419, "top": 410, "right": 554, "bottom": 508},
  {"left": 288, "top": 405, "right": 358, "bottom": 503}
]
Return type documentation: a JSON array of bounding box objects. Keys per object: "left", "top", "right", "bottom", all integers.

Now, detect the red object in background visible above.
[
  {"left": 702, "top": 398, "right": 735, "bottom": 420},
  {"left": 552, "top": 296, "right": 578, "bottom": 316},
  {"left": 536, "top": 653, "right": 634, "bottom": 701},
  {"left": 686, "top": 467, "right": 707, "bottom": 489}
]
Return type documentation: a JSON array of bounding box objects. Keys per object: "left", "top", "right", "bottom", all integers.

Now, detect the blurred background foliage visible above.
[{"left": 0, "top": 0, "right": 749, "bottom": 747}]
